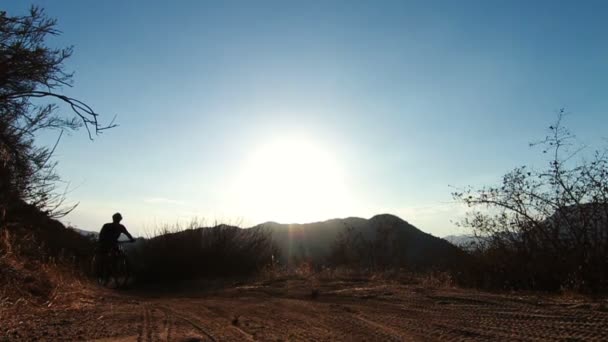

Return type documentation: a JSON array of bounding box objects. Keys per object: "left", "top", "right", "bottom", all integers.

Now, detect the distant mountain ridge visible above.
[
  {"left": 70, "top": 227, "right": 98, "bottom": 239},
  {"left": 256, "top": 214, "right": 469, "bottom": 270},
  {"left": 76, "top": 214, "right": 470, "bottom": 271},
  {"left": 443, "top": 234, "right": 479, "bottom": 249}
]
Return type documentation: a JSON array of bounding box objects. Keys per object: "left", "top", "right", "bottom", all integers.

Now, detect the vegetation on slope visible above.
[{"left": 454, "top": 112, "right": 608, "bottom": 292}]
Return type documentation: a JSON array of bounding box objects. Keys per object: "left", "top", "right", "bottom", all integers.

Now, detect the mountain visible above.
[
  {"left": 68, "top": 227, "right": 144, "bottom": 251},
  {"left": 443, "top": 203, "right": 608, "bottom": 250},
  {"left": 70, "top": 227, "right": 99, "bottom": 239},
  {"left": 443, "top": 234, "right": 479, "bottom": 250},
  {"left": 77, "top": 214, "right": 470, "bottom": 272},
  {"left": 257, "top": 214, "right": 469, "bottom": 271}
]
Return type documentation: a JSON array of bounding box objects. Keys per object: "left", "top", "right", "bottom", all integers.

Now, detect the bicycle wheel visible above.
[
  {"left": 111, "top": 255, "right": 131, "bottom": 289},
  {"left": 91, "top": 254, "right": 109, "bottom": 286}
]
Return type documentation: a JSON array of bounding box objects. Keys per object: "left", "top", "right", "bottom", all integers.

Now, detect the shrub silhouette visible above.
[
  {"left": 453, "top": 111, "right": 608, "bottom": 292},
  {"left": 2, "top": 200, "right": 95, "bottom": 268},
  {"left": 327, "top": 215, "right": 470, "bottom": 276},
  {"left": 328, "top": 225, "right": 405, "bottom": 271},
  {"left": 129, "top": 224, "right": 279, "bottom": 283},
  {"left": 0, "top": 200, "right": 97, "bottom": 303}
]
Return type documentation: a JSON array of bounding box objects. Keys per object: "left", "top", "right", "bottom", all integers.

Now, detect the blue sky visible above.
[{"left": 5, "top": 1, "right": 608, "bottom": 236}]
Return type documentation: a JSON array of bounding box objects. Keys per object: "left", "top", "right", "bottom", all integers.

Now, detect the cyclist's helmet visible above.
[{"left": 112, "top": 212, "right": 123, "bottom": 222}]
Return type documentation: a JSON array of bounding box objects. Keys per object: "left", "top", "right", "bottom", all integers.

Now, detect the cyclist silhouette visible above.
[
  {"left": 98, "top": 213, "right": 135, "bottom": 252},
  {"left": 95, "top": 213, "right": 135, "bottom": 286}
]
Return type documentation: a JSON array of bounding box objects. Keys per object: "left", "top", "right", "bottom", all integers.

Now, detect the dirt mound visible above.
[
  {"left": 0, "top": 259, "right": 53, "bottom": 304},
  {"left": 0, "top": 201, "right": 96, "bottom": 307}
]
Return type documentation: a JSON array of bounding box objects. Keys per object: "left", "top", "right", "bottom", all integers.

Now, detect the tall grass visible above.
[
  {"left": 128, "top": 220, "right": 279, "bottom": 283},
  {"left": 0, "top": 205, "right": 97, "bottom": 305},
  {"left": 451, "top": 236, "right": 608, "bottom": 293}
]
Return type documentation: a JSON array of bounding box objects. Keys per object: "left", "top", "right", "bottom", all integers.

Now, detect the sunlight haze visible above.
[{"left": 228, "top": 137, "right": 353, "bottom": 224}]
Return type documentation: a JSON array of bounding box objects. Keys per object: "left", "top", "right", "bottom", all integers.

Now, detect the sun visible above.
[{"left": 230, "top": 137, "right": 351, "bottom": 224}]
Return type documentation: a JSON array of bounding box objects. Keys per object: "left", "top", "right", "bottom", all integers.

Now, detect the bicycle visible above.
[{"left": 92, "top": 240, "right": 134, "bottom": 289}]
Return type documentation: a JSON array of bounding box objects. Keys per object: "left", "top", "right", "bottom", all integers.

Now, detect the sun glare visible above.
[{"left": 231, "top": 138, "right": 351, "bottom": 224}]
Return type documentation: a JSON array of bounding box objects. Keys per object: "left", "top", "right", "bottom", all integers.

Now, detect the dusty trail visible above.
[{"left": 2, "top": 279, "right": 608, "bottom": 341}]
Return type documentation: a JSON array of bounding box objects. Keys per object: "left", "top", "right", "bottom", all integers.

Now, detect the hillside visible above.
[
  {"left": 0, "top": 200, "right": 97, "bottom": 305},
  {"left": 443, "top": 234, "right": 479, "bottom": 249},
  {"left": 135, "top": 214, "right": 469, "bottom": 272},
  {"left": 259, "top": 214, "right": 469, "bottom": 270}
]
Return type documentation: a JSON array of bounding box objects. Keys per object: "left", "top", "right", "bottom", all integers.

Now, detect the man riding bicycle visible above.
[
  {"left": 98, "top": 212, "right": 135, "bottom": 251},
  {"left": 95, "top": 213, "right": 135, "bottom": 286}
]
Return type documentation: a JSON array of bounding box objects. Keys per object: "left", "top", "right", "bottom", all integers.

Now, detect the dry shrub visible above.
[
  {"left": 1, "top": 203, "right": 96, "bottom": 272},
  {"left": 326, "top": 222, "right": 469, "bottom": 284},
  {"left": 417, "top": 271, "right": 455, "bottom": 288},
  {"left": 453, "top": 112, "right": 608, "bottom": 293},
  {"left": 453, "top": 235, "right": 608, "bottom": 293},
  {"left": 311, "top": 267, "right": 452, "bottom": 288},
  {"left": 128, "top": 223, "right": 279, "bottom": 283},
  {"left": 0, "top": 201, "right": 96, "bottom": 308},
  {"left": 0, "top": 258, "right": 53, "bottom": 307},
  {"left": 0, "top": 231, "right": 91, "bottom": 309}
]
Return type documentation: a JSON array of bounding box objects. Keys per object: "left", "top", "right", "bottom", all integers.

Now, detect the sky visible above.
[{"left": 5, "top": 1, "right": 608, "bottom": 237}]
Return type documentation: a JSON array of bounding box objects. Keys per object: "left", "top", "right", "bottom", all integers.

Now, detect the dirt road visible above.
[{"left": 2, "top": 278, "right": 608, "bottom": 341}]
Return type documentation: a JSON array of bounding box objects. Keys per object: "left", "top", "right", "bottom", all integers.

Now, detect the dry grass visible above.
[
  {"left": 0, "top": 211, "right": 97, "bottom": 313},
  {"left": 254, "top": 262, "right": 458, "bottom": 303},
  {"left": 127, "top": 221, "right": 278, "bottom": 284}
]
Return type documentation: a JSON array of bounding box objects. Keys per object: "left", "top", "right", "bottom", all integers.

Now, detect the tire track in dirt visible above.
[
  {"left": 6, "top": 282, "right": 608, "bottom": 341},
  {"left": 244, "top": 298, "right": 333, "bottom": 340},
  {"left": 352, "top": 314, "right": 407, "bottom": 341},
  {"left": 158, "top": 304, "right": 218, "bottom": 342},
  {"left": 137, "top": 304, "right": 173, "bottom": 342},
  {"left": 234, "top": 297, "right": 412, "bottom": 341},
  {"left": 358, "top": 290, "right": 608, "bottom": 341},
  {"left": 161, "top": 308, "right": 174, "bottom": 341},
  {"left": 225, "top": 323, "right": 255, "bottom": 341},
  {"left": 319, "top": 302, "right": 419, "bottom": 341},
  {"left": 168, "top": 300, "right": 257, "bottom": 341},
  {"left": 197, "top": 300, "right": 256, "bottom": 341},
  {"left": 137, "top": 305, "right": 150, "bottom": 342},
  {"left": 382, "top": 299, "right": 527, "bottom": 340},
  {"left": 377, "top": 297, "right": 529, "bottom": 340}
]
